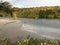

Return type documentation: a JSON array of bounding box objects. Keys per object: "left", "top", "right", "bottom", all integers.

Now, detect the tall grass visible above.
[{"left": 0, "top": 36, "right": 60, "bottom": 45}]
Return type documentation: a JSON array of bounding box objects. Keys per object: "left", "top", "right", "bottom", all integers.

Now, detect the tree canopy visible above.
[{"left": 0, "top": 0, "right": 12, "bottom": 17}]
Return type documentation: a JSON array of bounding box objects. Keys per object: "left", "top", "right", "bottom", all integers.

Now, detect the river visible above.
[
  {"left": 0, "top": 18, "right": 60, "bottom": 40},
  {"left": 19, "top": 18, "right": 60, "bottom": 39}
]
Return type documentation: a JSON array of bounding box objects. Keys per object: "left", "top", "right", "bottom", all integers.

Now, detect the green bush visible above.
[{"left": 0, "top": 36, "right": 59, "bottom": 45}]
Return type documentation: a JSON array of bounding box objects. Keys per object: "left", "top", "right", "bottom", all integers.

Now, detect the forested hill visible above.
[{"left": 0, "top": 6, "right": 60, "bottom": 19}]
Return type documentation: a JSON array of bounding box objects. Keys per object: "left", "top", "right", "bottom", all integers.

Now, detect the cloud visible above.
[{"left": 4, "top": 0, "right": 60, "bottom": 8}]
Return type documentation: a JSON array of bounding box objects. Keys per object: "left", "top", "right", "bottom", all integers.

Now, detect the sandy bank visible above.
[{"left": 0, "top": 19, "right": 21, "bottom": 24}]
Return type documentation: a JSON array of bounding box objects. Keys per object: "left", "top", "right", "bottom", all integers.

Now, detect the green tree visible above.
[
  {"left": 45, "top": 10, "right": 55, "bottom": 18},
  {"left": 0, "top": 0, "right": 12, "bottom": 17},
  {"left": 39, "top": 10, "right": 45, "bottom": 18}
]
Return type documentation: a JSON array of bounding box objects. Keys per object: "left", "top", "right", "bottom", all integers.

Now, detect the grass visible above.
[{"left": 0, "top": 36, "right": 60, "bottom": 45}]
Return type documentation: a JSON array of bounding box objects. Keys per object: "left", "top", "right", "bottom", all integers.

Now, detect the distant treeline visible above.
[
  {"left": 0, "top": 5, "right": 60, "bottom": 19},
  {"left": 13, "top": 6, "right": 60, "bottom": 19}
]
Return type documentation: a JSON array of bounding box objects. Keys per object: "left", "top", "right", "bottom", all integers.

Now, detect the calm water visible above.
[
  {"left": 19, "top": 18, "right": 60, "bottom": 39},
  {"left": 0, "top": 17, "right": 60, "bottom": 40}
]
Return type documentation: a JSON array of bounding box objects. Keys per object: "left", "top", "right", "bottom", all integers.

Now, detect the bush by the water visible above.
[{"left": 0, "top": 36, "right": 60, "bottom": 45}]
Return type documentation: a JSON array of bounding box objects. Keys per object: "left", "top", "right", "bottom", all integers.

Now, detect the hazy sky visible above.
[{"left": 4, "top": 0, "right": 60, "bottom": 8}]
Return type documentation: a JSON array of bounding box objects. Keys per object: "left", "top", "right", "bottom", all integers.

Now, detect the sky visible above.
[{"left": 4, "top": 0, "right": 60, "bottom": 8}]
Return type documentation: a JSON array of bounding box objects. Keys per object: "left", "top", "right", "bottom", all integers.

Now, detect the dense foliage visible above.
[
  {"left": 0, "top": 1, "right": 12, "bottom": 17},
  {"left": 12, "top": 6, "right": 60, "bottom": 19},
  {"left": 0, "top": 36, "right": 60, "bottom": 45}
]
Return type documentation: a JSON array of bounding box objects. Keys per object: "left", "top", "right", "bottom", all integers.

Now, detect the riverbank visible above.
[
  {"left": 0, "top": 19, "right": 41, "bottom": 42},
  {"left": 0, "top": 19, "right": 16, "bottom": 24}
]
